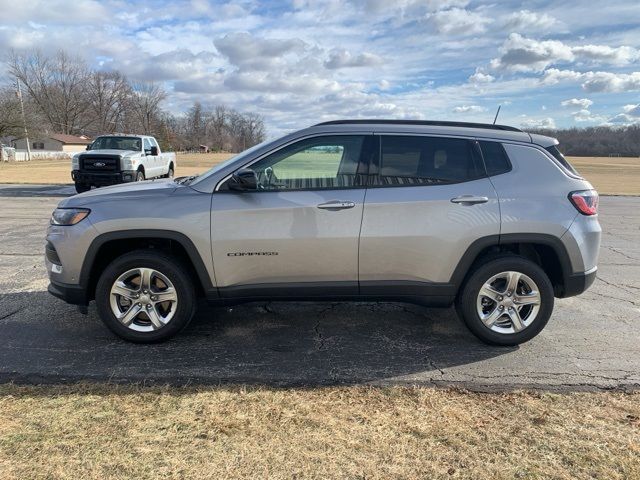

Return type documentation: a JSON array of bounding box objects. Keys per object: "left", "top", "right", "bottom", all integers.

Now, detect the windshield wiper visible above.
[{"left": 176, "top": 175, "right": 199, "bottom": 185}]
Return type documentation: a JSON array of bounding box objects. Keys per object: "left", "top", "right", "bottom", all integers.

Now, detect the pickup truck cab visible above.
[{"left": 72, "top": 135, "right": 176, "bottom": 193}]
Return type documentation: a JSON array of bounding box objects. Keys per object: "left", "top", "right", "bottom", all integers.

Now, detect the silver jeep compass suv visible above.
[{"left": 46, "top": 120, "right": 601, "bottom": 345}]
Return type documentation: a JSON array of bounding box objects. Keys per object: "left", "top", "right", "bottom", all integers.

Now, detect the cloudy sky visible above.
[{"left": 1, "top": 0, "right": 639, "bottom": 137}]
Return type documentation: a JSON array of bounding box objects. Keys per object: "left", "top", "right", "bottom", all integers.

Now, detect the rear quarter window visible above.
[
  {"left": 545, "top": 145, "right": 580, "bottom": 176},
  {"left": 478, "top": 141, "right": 511, "bottom": 176}
]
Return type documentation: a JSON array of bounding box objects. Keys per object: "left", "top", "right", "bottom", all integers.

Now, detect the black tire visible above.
[
  {"left": 136, "top": 170, "right": 145, "bottom": 181},
  {"left": 165, "top": 163, "right": 174, "bottom": 178},
  {"left": 456, "top": 255, "right": 554, "bottom": 346},
  {"left": 95, "top": 250, "right": 197, "bottom": 343},
  {"left": 75, "top": 183, "right": 90, "bottom": 193}
]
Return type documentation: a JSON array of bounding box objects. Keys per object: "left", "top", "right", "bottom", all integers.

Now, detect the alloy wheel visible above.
[
  {"left": 476, "top": 270, "right": 541, "bottom": 334},
  {"left": 109, "top": 267, "right": 178, "bottom": 332}
]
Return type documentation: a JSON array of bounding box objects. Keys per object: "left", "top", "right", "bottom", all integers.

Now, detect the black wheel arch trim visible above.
[
  {"left": 79, "top": 229, "right": 214, "bottom": 298},
  {"left": 449, "top": 233, "right": 578, "bottom": 297}
]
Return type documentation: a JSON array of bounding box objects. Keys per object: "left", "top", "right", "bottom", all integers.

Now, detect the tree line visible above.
[
  {"left": 528, "top": 125, "right": 640, "bottom": 157},
  {"left": 0, "top": 49, "right": 265, "bottom": 152}
]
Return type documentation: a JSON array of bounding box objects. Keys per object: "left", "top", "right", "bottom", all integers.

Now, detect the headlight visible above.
[
  {"left": 50, "top": 208, "right": 90, "bottom": 226},
  {"left": 72, "top": 155, "right": 79, "bottom": 170}
]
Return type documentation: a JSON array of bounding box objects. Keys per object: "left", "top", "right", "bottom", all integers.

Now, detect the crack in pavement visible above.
[
  {"left": 0, "top": 308, "right": 25, "bottom": 321},
  {"left": 596, "top": 276, "right": 640, "bottom": 297},
  {"left": 603, "top": 245, "right": 640, "bottom": 262}
]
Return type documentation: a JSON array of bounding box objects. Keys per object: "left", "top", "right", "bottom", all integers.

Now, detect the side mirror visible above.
[
  {"left": 86, "top": 145, "right": 91, "bottom": 151},
  {"left": 150, "top": 146, "right": 159, "bottom": 156},
  {"left": 228, "top": 168, "right": 258, "bottom": 191}
]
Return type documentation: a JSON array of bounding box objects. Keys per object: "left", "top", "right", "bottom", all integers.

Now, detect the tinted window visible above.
[
  {"left": 247, "top": 135, "right": 366, "bottom": 190},
  {"left": 546, "top": 145, "right": 579, "bottom": 176},
  {"left": 479, "top": 141, "right": 511, "bottom": 176},
  {"left": 376, "top": 136, "right": 483, "bottom": 186},
  {"left": 91, "top": 136, "right": 142, "bottom": 151}
]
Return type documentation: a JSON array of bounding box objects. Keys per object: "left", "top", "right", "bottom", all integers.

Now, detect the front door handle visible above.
[
  {"left": 450, "top": 195, "right": 489, "bottom": 205},
  {"left": 317, "top": 200, "right": 356, "bottom": 210}
]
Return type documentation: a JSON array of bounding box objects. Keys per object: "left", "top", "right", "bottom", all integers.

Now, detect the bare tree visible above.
[
  {"left": 85, "top": 71, "right": 131, "bottom": 135},
  {"left": 128, "top": 82, "right": 167, "bottom": 134},
  {"left": 8, "top": 50, "right": 92, "bottom": 134},
  {"left": 529, "top": 125, "right": 640, "bottom": 156},
  {"left": 0, "top": 85, "right": 44, "bottom": 139}
]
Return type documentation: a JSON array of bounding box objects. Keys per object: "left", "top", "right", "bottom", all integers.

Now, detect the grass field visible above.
[
  {"left": 1, "top": 153, "right": 639, "bottom": 195},
  {"left": 0, "top": 384, "right": 638, "bottom": 479}
]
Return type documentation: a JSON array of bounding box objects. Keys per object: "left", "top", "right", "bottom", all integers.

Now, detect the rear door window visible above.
[{"left": 373, "top": 135, "right": 484, "bottom": 186}]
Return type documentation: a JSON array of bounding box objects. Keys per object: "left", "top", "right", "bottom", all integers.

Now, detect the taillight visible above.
[{"left": 569, "top": 190, "right": 598, "bottom": 215}]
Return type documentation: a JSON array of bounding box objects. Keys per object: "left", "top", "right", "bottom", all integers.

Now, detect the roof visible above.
[
  {"left": 49, "top": 134, "right": 92, "bottom": 145},
  {"left": 315, "top": 119, "right": 522, "bottom": 132}
]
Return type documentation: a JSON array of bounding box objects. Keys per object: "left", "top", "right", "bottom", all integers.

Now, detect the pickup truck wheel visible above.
[
  {"left": 95, "top": 250, "right": 197, "bottom": 343},
  {"left": 456, "top": 256, "right": 554, "bottom": 346},
  {"left": 165, "top": 164, "right": 174, "bottom": 178},
  {"left": 75, "top": 183, "right": 90, "bottom": 193},
  {"left": 136, "top": 170, "right": 145, "bottom": 182}
]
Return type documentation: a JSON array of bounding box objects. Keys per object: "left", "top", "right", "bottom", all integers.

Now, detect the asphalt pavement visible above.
[{"left": 0, "top": 184, "right": 638, "bottom": 391}]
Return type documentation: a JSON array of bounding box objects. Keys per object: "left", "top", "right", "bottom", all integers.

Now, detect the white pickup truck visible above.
[{"left": 71, "top": 135, "right": 176, "bottom": 193}]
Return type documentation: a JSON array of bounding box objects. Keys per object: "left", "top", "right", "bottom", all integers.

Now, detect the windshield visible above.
[
  {"left": 189, "top": 139, "right": 273, "bottom": 186},
  {"left": 90, "top": 136, "right": 142, "bottom": 151}
]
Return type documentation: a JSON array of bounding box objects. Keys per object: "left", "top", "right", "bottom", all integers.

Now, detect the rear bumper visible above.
[
  {"left": 559, "top": 267, "right": 597, "bottom": 298},
  {"left": 72, "top": 170, "right": 136, "bottom": 186},
  {"left": 48, "top": 281, "right": 89, "bottom": 306}
]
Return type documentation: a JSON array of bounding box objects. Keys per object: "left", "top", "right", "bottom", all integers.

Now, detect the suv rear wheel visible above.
[
  {"left": 95, "top": 250, "right": 196, "bottom": 342},
  {"left": 457, "top": 256, "right": 554, "bottom": 346}
]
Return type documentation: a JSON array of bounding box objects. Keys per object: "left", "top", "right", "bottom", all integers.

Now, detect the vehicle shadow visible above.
[{"left": 0, "top": 291, "right": 516, "bottom": 386}]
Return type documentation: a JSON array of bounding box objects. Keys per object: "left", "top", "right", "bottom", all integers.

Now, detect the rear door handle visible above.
[
  {"left": 317, "top": 200, "right": 356, "bottom": 210},
  {"left": 450, "top": 195, "right": 489, "bottom": 205}
]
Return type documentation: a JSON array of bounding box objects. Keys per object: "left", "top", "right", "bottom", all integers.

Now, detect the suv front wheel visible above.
[
  {"left": 95, "top": 250, "right": 196, "bottom": 342},
  {"left": 457, "top": 256, "right": 554, "bottom": 346}
]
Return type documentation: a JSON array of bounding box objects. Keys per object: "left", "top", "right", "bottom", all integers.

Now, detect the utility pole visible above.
[{"left": 16, "top": 81, "right": 31, "bottom": 161}]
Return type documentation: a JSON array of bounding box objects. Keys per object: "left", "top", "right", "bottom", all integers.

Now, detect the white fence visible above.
[{"left": 11, "top": 150, "right": 73, "bottom": 162}]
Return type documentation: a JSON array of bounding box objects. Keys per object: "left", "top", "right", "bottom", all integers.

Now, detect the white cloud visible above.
[
  {"left": 572, "top": 45, "right": 638, "bottom": 64},
  {"left": 324, "top": 49, "right": 384, "bottom": 69},
  {"left": 622, "top": 104, "right": 640, "bottom": 116},
  {"left": 491, "top": 34, "right": 639, "bottom": 73},
  {"left": 503, "top": 10, "right": 558, "bottom": 30},
  {"left": 581, "top": 71, "right": 640, "bottom": 92},
  {"left": 561, "top": 98, "right": 593, "bottom": 109},
  {"left": 469, "top": 71, "right": 494, "bottom": 83},
  {"left": 214, "top": 33, "right": 308, "bottom": 69},
  {"left": 424, "top": 8, "right": 491, "bottom": 35},
  {"left": 520, "top": 117, "right": 557, "bottom": 129},
  {"left": 606, "top": 113, "right": 640, "bottom": 125},
  {"left": 490, "top": 34, "right": 574, "bottom": 72},
  {"left": 542, "top": 69, "right": 640, "bottom": 92},
  {"left": 452, "top": 105, "right": 485, "bottom": 113},
  {"left": 571, "top": 109, "right": 604, "bottom": 122}
]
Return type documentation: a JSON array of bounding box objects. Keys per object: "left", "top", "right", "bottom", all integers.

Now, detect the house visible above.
[{"left": 12, "top": 134, "right": 92, "bottom": 154}]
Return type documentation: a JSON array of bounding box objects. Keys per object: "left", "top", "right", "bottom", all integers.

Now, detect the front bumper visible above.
[
  {"left": 72, "top": 170, "right": 136, "bottom": 186},
  {"left": 48, "top": 280, "right": 89, "bottom": 305}
]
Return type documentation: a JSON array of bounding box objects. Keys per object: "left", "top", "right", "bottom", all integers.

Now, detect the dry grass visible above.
[
  {"left": 569, "top": 156, "right": 640, "bottom": 196},
  {"left": 1, "top": 153, "right": 639, "bottom": 195},
  {"left": 0, "top": 152, "right": 234, "bottom": 185},
  {"left": 0, "top": 384, "right": 638, "bottom": 479}
]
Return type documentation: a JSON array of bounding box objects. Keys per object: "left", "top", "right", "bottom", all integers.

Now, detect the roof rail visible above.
[{"left": 314, "top": 119, "right": 522, "bottom": 132}]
